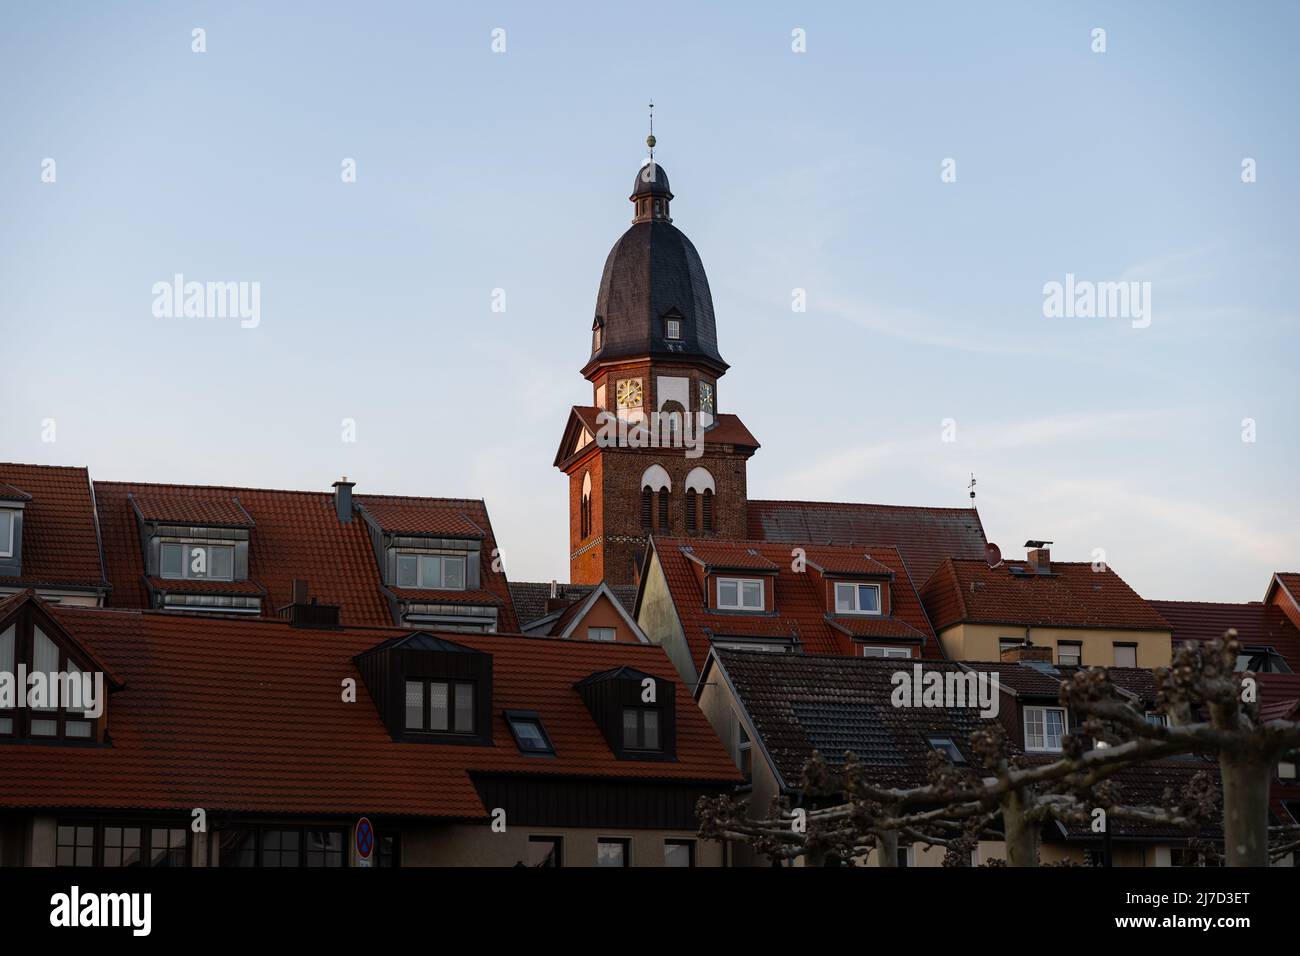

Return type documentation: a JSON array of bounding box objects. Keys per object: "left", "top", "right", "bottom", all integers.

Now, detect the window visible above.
[
  {"left": 717, "top": 577, "right": 764, "bottom": 611},
  {"left": 701, "top": 488, "right": 714, "bottom": 531},
  {"left": 927, "top": 737, "right": 966, "bottom": 764},
  {"left": 1145, "top": 712, "right": 1168, "bottom": 727},
  {"left": 304, "top": 830, "right": 345, "bottom": 868},
  {"left": 999, "top": 638, "right": 1024, "bottom": 654},
  {"left": 217, "top": 827, "right": 346, "bottom": 868},
  {"left": 664, "top": 840, "right": 695, "bottom": 867},
  {"left": 1279, "top": 761, "right": 1297, "bottom": 781},
  {"left": 862, "top": 646, "right": 910, "bottom": 658},
  {"left": 685, "top": 489, "right": 697, "bottom": 531},
  {"left": 527, "top": 836, "right": 563, "bottom": 867},
  {"left": 897, "top": 846, "right": 913, "bottom": 867},
  {"left": 737, "top": 720, "right": 752, "bottom": 781},
  {"left": 834, "top": 582, "right": 881, "bottom": 614},
  {"left": 1, "top": 625, "right": 96, "bottom": 742},
  {"left": 1024, "top": 706, "right": 1067, "bottom": 752},
  {"left": 622, "top": 707, "right": 661, "bottom": 752},
  {"left": 261, "top": 829, "right": 300, "bottom": 867},
  {"left": 58, "top": 823, "right": 189, "bottom": 867},
  {"left": 640, "top": 488, "right": 653, "bottom": 530},
  {"left": 395, "top": 553, "right": 466, "bottom": 590},
  {"left": 597, "top": 838, "right": 630, "bottom": 867},
  {"left": 580, "top": 473, "right": 592, "bottom": 539},
  {"left": 1057, "top": 642, "right": 1081, "bottom": 666},
  {"left": 0, "top": 510, "right": 13, "bottom": 557},
  {"left": 658, "top": 488, "right": 670, "bottom": 530},
  {"left": 159, "top": 542, "right": 234, "bottom": 580},
  {"left": 587, "top": 627, "right": 615, "bottom": 642},
  {"left": 404, "top": 679, "right": 475, "bottom": 734},
  {"left": 1113, "top": 644, "right": 1137, "bottom": 668},
  {"left": 506, "top": 711, "right": 555, "bottom": 755},
  {"left": 665, "top": 318, "right": 681, "bottom": 340},
  {"left": 592, "top": 317, "right": 604, "bottom": 351}
]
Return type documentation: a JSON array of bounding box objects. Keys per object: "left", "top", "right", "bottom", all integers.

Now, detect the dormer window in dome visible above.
[{"left": 592, "top": 315, "right": 604, "bottom": 351}]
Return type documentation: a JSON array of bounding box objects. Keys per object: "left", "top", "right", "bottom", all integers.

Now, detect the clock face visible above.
[
  {"left": 699, "top": 382, "right": 714, "bottom": 414},
  {"left": 616, "top": 378, "right": 643, "bottom": 408}
]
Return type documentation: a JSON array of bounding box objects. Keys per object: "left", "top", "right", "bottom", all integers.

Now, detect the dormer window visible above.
[
  {"left": 0, "top": 509, "right": 14, "bottom": 558},
  {"left": 717, "top": 577, "right": 764, "bottom": 611},
  {"left": 395, "top": 553, "right": 466, "bottom": 590},
  {"left": 404, "top": 678, "right": 476, "bottom": 734},
  {"left": 160, "top": 542, "right": 235, "bottom": 581},
  {"left": 622, "top": 706, "right": 662, "bottom": 752},
  {"left": 0, "top": 619, "right": 105, "bottom": 743},
  {"left": 665, "top": 317, "right": 681, "bottom": 340},
  {"left": 835, "top": 582, "right": 881, "bottom": 615},
  {"left": 1024, "top": 705, "right": 1067, "bottom": 752}
]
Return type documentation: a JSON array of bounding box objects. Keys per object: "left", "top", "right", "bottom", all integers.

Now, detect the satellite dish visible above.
[{"left": 985, "top": 543, "right": 1002, "bottom": 568}]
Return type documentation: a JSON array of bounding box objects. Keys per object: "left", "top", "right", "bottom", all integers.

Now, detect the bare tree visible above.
[{"left": 699, "top": 632, "right": 1299, "bottom": 867}]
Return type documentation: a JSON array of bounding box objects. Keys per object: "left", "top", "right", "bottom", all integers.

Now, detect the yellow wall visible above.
[{"left": 938, "top": 622, "right": 1172, "bottom": 667}]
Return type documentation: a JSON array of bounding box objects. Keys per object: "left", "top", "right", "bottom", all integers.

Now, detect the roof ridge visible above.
[{"left": 751, "top": 498, "right": 979, "bottom": 514}]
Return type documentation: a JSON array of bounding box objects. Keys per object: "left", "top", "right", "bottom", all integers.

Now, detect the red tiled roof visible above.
[
  {"left": 0, "top": 483, "right": 33, "bottom": 502},
  {"left": 680, "top": 543, "right": 778, "bottom": 572},
  {"left": 144, "top": 576, "right": 267, "bottom": 598},
  {"left": 825, "top": 616, "right": 930, "bottom": 640},
  {"left": 562, "top": 407, "right": 760, "bottom": 462},
  {"left": 921, "top": 558, "right": 1171, "bottom": 632},
  {"left": 650, "top": 537, "right": 940, "bottom": 672},
  {"left": 386, "top": 587, "right": 504, "bottom": 606},
  {"left": 131, "top": 493, "right": 252, "bottom": 527},
  {"left": 0, "top": 602, "right": 739, "bottom": 816},
  {"left": 0, "top": 463, "right": 106, "bottom": 592},
  {"left": 1149, "top": 600, "right": 1300, "bottom": 672},
  {"left": 356, "top": 499, "right": 485, "bottom": 538},
  {"left": 803, "top": 548, "right": 894, "bottom": 577},
  {"left": 748, "top": 499, "right": 987, "bottom": 584}
]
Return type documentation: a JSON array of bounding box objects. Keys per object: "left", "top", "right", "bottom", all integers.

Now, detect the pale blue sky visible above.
[{"left": 1, "top": 1, "right": 1296, "bottom": 601}]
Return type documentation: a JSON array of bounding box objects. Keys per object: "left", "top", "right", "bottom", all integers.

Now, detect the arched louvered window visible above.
[
  {"left": 580, "top": 472, "right": 592, "bottom": 539},
  {"left": 658, "top": 488, "right": 670, "bottom": 530},
  {"left": 702, "top": 488, "right": 714, "bottom": 532},
  {"left": 685, "top": 489, "right": 698, "bottom": 532},
  {"left": 640, "top": 488, "right": 653, "bottom": 530}
]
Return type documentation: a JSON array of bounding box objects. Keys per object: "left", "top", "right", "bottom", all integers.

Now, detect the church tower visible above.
[{"left": 554, "top": 136, "right": 760, "bottom": 586}]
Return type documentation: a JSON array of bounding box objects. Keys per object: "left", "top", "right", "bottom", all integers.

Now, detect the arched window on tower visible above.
[
  {"left": 684, "top": 467, "right": 715, "bottom": 535},
  {"left": 580, "top": 472, "right": 592, "bottom": 539},
  {"left": 640, "top": 465, "right": 672, "bottom": 535}
]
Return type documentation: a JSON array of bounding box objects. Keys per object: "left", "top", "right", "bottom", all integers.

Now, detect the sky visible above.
[{"left": 1, "top": 1, "right": 1296, "bottom": 602}]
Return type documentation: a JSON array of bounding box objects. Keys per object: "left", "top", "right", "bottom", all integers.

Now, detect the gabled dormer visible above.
[
  {"left": 574, "top": 665, "right": 676, "bottom": 761},
  {"left": 356, "top": 498, "right": 501, "bottom": 631},
  {"left": 680, "top": 545, "right": 779, "bottom": 615},
  {"left": 804, "top": 549, "right": 895, "bottom": 618},
  {"left": 129, "top": 493, "right": 263, "bottom": 614},
  {"left": 353, "top": 631, "right": 493, "bottom": 745},
  {"left": 0, "top": 484, "right": 32, "bottom": 580},
  {"left": 0, "top": 590, "right": 121, "bottom": 744}
]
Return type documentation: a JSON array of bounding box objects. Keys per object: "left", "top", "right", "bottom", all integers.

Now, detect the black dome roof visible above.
[
  {"left": 631, "top": 162, "right": 672, "bottom": 198},
  {"left": 586, "top": 216, "right": 727, "bottom": 375}
]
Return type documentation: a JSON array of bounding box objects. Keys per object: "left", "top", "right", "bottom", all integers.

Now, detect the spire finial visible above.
[{"left": 646, "top": 100, "right": 656, "bottom": 159}]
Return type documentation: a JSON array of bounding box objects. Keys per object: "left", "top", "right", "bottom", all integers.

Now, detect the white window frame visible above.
[
  {"left": 587, "top": 626, "right": 616, "bottom": 642},
  {"left": 861, "top": 645, "right": 910, "bottom": 659},
  {"left": 716, "top": 577, "right": 764, "bottom": 611},
  {"left": 395, "top": 552, "right": 467, "bottom": 590},
  {"left": 160, "top": 542, "right": 235, "bottom": 581},
  {"left": 1024, "top": 705, "right": 1068, "bottom": 752},
  {"left": 665, "top": 318, "right": 681, "bottom": 340},
  {"left": 1057, "top": 642, "right": 1082, "bottom": 666},
  {"left": 0, "top": 510, "right": 14, "bottom": 558},
  {"left": 834, "top": 582, "right": 882, "bottom": 615}
]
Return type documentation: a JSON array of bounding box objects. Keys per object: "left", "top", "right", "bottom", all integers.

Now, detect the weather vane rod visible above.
[{"left": 647, "top": 100, "right": 656, "bottom": 160}]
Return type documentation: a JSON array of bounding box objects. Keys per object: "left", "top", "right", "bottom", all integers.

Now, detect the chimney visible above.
[
  {"left": 282, "top": 583, "right": 342, "bottom": 629},
  {"left": 544, "top": 580, "right": 568, "bottom": 613},
  {"left": 1024, "top": 540, "right": 1052, "bottom": 575},
  {"left": 1001, "top": 642, "right": 1053, "bottom": 664},
  {"left": 291, "top": 578, "right": 309, "bottom": 604},
  {"left": 332, "top": 476, "right": 355, "bottom": 523}
]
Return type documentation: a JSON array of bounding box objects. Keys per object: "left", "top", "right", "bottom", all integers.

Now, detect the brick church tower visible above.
[{"left": 554, "top": 151, "right": 760, "bottom": 586}]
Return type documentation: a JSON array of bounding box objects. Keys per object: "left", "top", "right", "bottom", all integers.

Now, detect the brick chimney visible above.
[
  {"left": 1024, "top": 540, "right": 1052, "bottom": 574},
  {"left": 544, "top": 580, "right": 569, "bottom": 613},
  {"left": 1001, "top": 642, "right": 1053, "bottom": 663},
  {"left": 332, "top": 476, "right": 355, "bottom": 523}
]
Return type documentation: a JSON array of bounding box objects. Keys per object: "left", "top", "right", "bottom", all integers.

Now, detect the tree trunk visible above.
[
  {"left": 1001, "top": 788, "right": 1039, "bottom": 867},
  {"left": 875, "top": 830, "right": 898, "bottom": 867},
  {"left": 1219, "top": 752, "right": 1270, "bottom": 866}
]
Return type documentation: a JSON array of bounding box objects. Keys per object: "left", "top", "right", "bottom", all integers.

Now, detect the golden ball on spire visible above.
[{"left": 646, "top": 134, "right": 656, "bottom": 149}]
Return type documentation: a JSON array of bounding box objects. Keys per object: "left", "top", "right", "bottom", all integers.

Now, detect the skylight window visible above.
[
  {"left": 717, "top": 577, "right": 763, "bottom": 611},
  {"left": 506, "top": 711, "right": 555, "bottom": 755},
  {"left": 160, "top": 542, "right": 234, "bottom": 580},
  {"left": 927, "top": 737, "right": 966, "bottom": 764},
  {"left": 834, "top": 582, "right": 880, "bottom": 614},
  {"left": 396, "top": 553, "right": 466, "bottom": 590}
]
